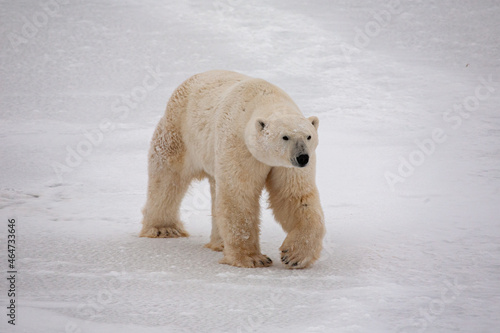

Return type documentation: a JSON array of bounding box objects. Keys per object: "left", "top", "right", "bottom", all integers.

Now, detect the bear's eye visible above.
[
  {"left": 307, "top": 135, "right": 311, "bottom": 140},
  {"left": 282, "top": 136, "right": 289, "bottom": 141}
]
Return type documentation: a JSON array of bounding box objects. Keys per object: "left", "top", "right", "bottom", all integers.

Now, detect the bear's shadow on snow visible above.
[{"left": 123, "top": 232, "right": 368, "bottom": 280}]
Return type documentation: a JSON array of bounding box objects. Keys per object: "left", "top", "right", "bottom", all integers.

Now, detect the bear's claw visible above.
[{"left": 280, "top": 247, "right": 314, "bottom": 269}]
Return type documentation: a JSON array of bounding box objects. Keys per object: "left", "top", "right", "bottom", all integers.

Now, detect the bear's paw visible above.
[
  {"left": 219, "top": 253, "right": 273, "bottom": 268},
  {"left": 140, "top": 226, "right": 189, "bottom": 238},
  {"left": 204, "top": 241, "right": 224, "bottom": 252},
  {"left": 280, "top": 232, "right": 322, "bottom": 269}
]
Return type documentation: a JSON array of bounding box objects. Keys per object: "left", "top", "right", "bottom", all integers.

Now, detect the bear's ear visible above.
[
  {"left": 309, "top": 116, "right": 319, "bottom": 130},
  {"left": 255, "top": 119, "right": 266, "bottom": 131}
]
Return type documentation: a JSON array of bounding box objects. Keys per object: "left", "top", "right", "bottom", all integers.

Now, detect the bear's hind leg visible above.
[
  {"left": 140, "top": 166, "right": 191, "bottom": 238},
  {"left": 204, "top": 177, "right": 224, "bottom": 251}
]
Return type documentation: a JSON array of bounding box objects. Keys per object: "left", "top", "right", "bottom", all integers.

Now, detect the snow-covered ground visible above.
[{"left": 1, "top": 1, "right": 499, "bottom": 332}]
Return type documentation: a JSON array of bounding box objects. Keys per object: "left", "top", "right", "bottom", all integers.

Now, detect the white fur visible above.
[{"left": 140, "top": 70, "right": 325, "bottom": 269}]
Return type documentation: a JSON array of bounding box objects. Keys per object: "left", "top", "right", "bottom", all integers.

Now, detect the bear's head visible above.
[{"left": 245, "top": 114, "right": 319, "bottom": 168}]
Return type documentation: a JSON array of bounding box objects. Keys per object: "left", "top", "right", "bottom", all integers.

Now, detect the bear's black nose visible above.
[{"left": 297, "top": 154, "right": 309, "bottom": 167}]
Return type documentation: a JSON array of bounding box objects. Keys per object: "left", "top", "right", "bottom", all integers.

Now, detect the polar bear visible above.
[{"left": 140, "top": 70, "right": 325, "bottom": 269}]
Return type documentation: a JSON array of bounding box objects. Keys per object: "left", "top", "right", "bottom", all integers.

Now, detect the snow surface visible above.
[{"left": 1, "top": 1, "right": 500, "bottom": 332}]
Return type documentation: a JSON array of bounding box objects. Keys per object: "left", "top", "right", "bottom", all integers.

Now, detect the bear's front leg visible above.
[
  {"left": 215, "top": 173, "right": 272, "bottom": 268},
  {"left": 266, "top": 165, "right": 326, "bottom": 269}
]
